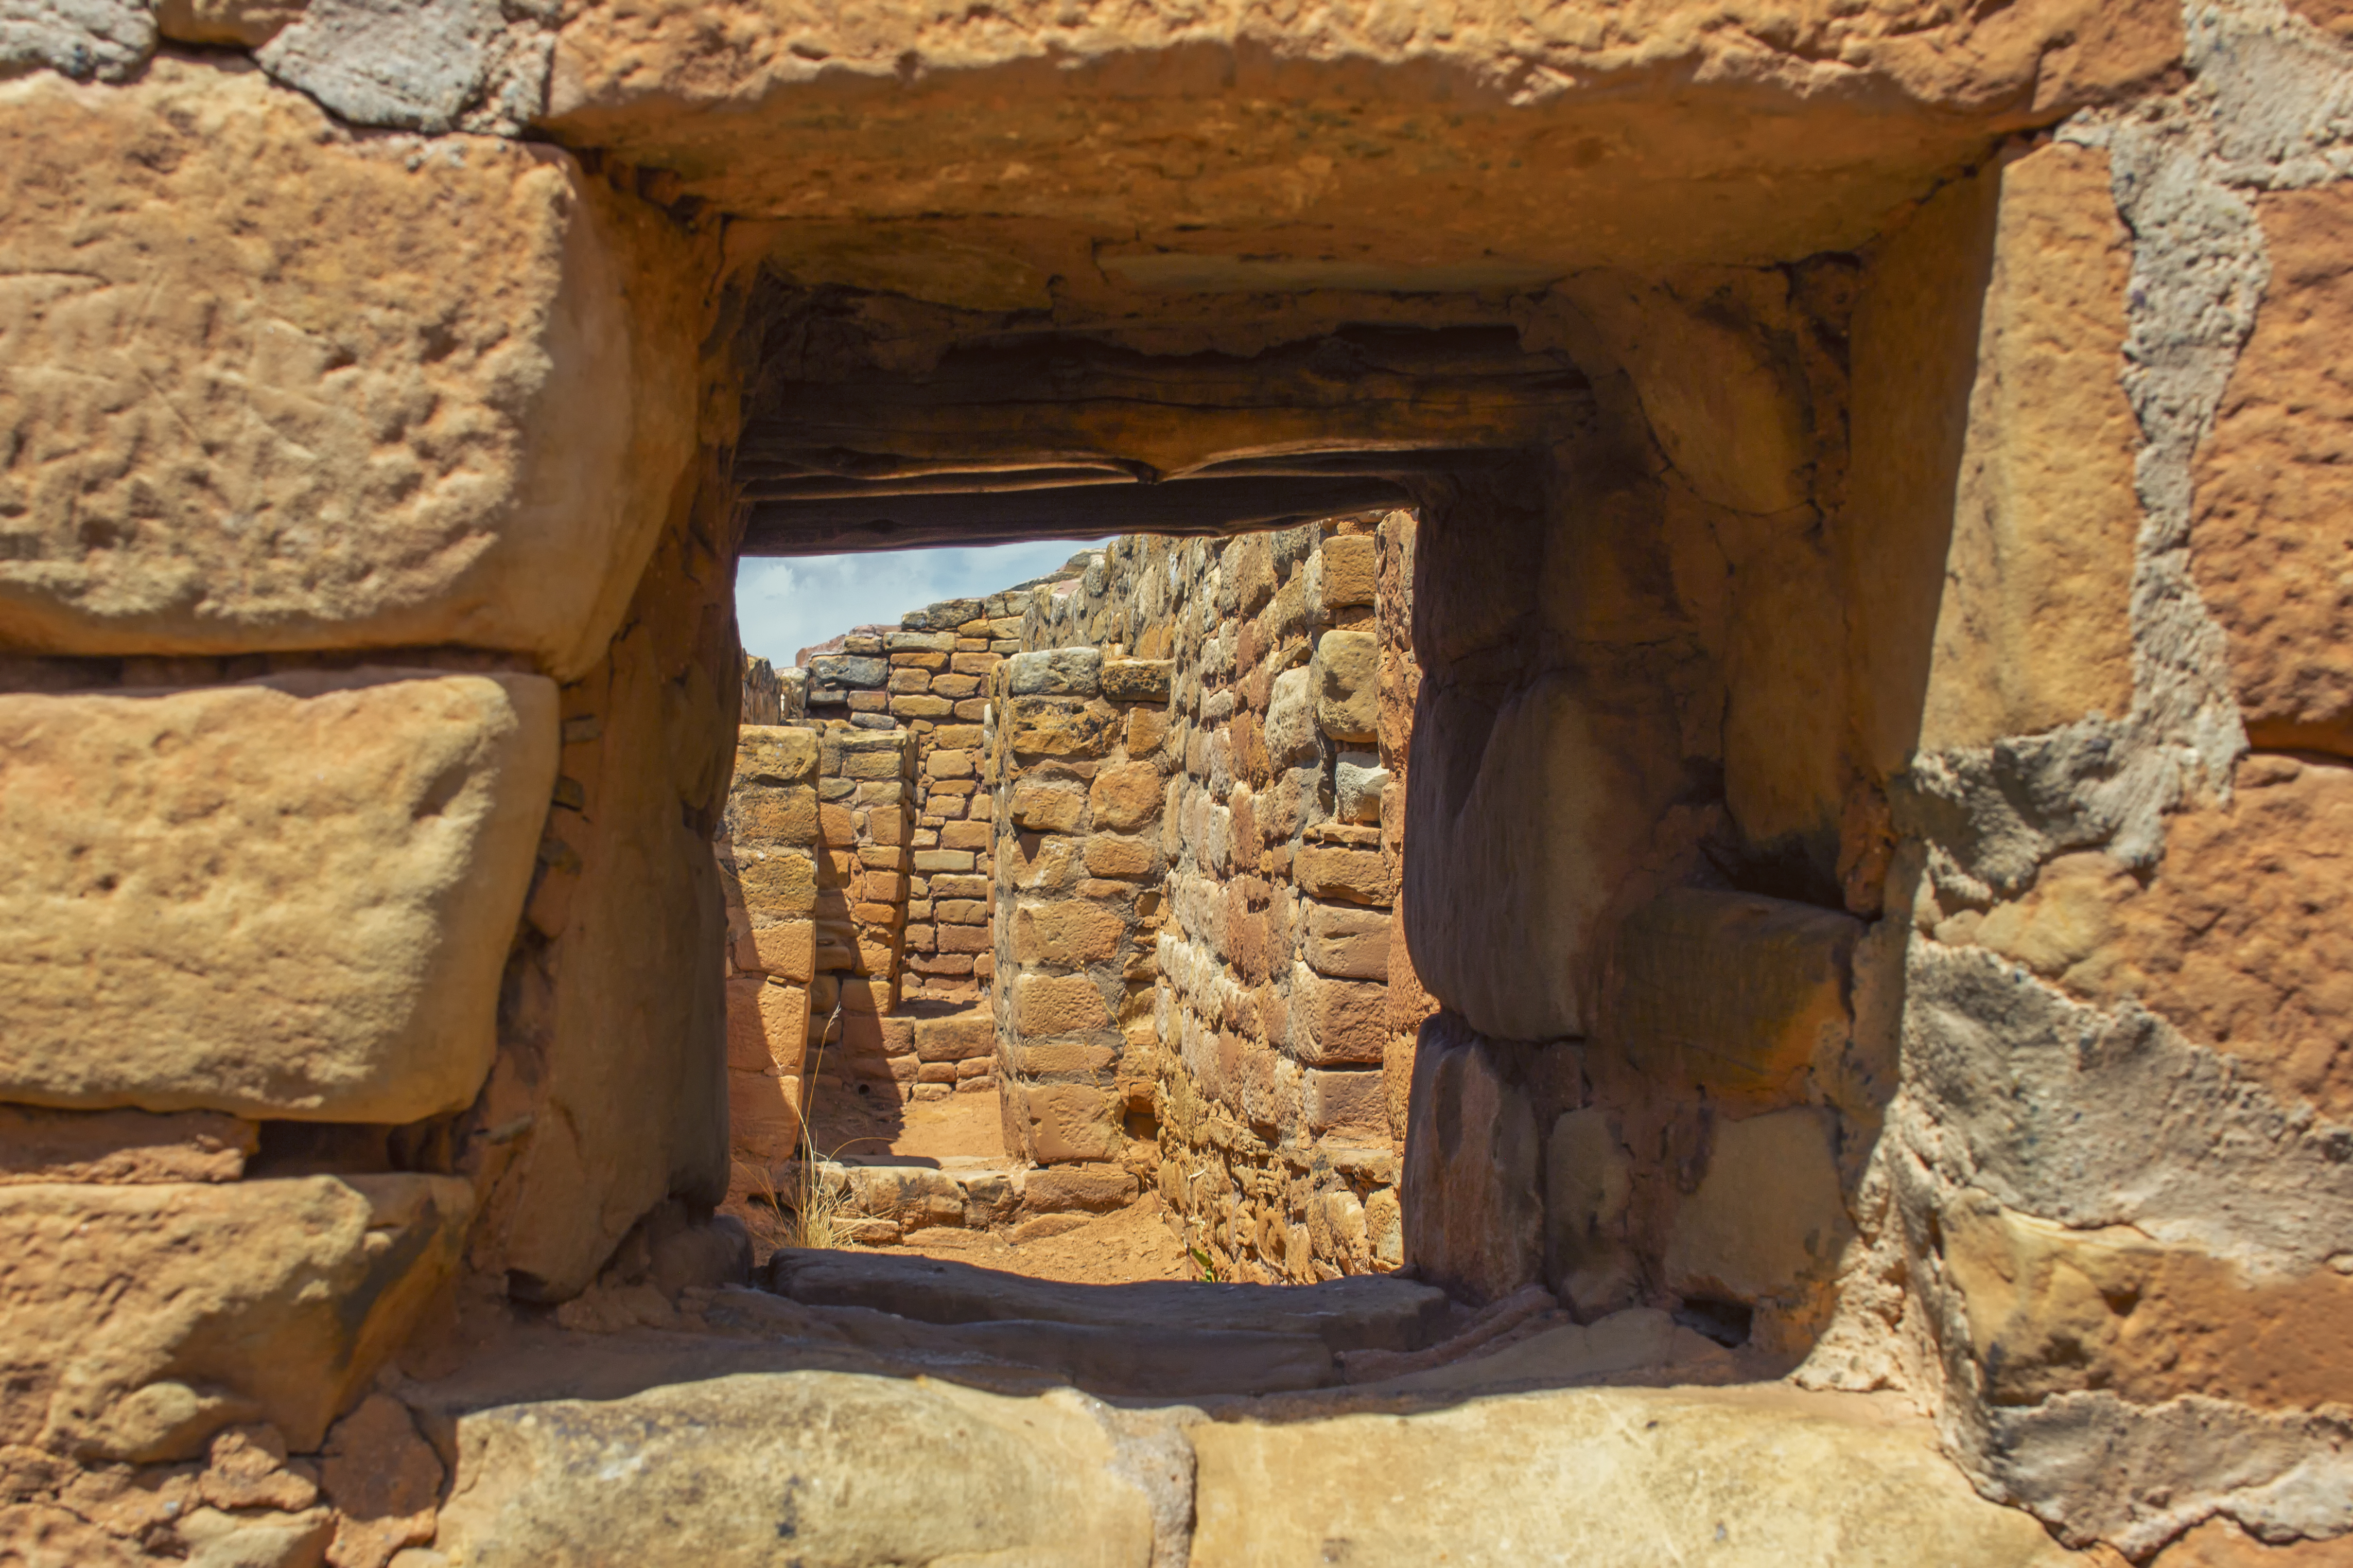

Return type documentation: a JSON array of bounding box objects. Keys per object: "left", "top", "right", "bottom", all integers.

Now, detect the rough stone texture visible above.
[
  {"left": 0, "top": 1106, "right": 254, "bottom": 1185},
  {"left": 0, "top": 1175, "right": 470, "bottom": 1459},
  {"left": 1602, "top": 889, "right": 1861, "bottom": 1109},
  {"left": 1943, "top": 754, "right": 2353, "bottom": 1122},
  {"left": 257, "top": 0, "right": 554, "bottom": 137},
  {"left": 1190, "top": 1386, "right": 2079, "bottom": 1567},
  {"left": 0, "top": 0, "right": 153, "bottom": 81},
  {"left": 548, "top": 0, "right": 2179, "bottom": 295},
  {"left": 0, "top": 671, "right": 555, "bottom": 1122},
  {"left": 319, "top": 1393, "right": 441, "bottom": 1568},
  {"left": 1918, "top": 143, "right": 2141, "bottom": 751},
  {"left": 1663, "top": 1107, "right": 1855, "bottom": 1354},
  {"left": 0, "top": 62, "right": 702, "bottom": 680},
  {"left": 430, "top": 1373, "right": 1157, "bottom": 1568},
  {"left": 2193, "top": 182, "right": 2353, "bottom": 755},
  {"left": 1401, "top": 1017, "right": 1542, "bottom": 1303}
]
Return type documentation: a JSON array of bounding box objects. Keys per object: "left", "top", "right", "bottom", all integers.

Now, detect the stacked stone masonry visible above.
[{"left": 4, "top": 2, "right": 2353, "bottom": 1562}]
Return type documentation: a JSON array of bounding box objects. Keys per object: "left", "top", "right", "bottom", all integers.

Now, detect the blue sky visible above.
[{"left": 735, "top": 539, "right": 1107, "bottom": 667}]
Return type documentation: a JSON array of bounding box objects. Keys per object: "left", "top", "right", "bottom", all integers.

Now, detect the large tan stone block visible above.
[
  {"left": 0, "top": 1175, "right": 470, "bottom": 1460},
  {"left": 1918, "top": 143, "right": 2140, "bottom": 751},
  {"left": 1600, "top": 888, "right": 1860, "bottom": 1109},
  {"left": 0, "top": 62, "right": 701, "bottom": 679},
  {"left": 1401, "top": 1018, "right": 1541, "bottom": 1303},
  {"left": 1404, "top": 673, "right": 1682, "bottom": 1040},
  {"left": 1190, "top": 1384, "right": 2077, "bottom": 1567},
  {"left": 1945, "top": 1193, "right": 2353, "bottom": 1412},
  {"left": 1287, "top": 963, "right": 1387, "bottom": 1066},
  {"left": 1012, "top": 1081, "right": 1123, "bottom": 1164},
  {"left": 430, "top": 1372, "right": 1155, "bottom": 1568},
  {"left": 1662, "top": 1106, "right": 1853, "bottom": 1350},
  {"left": 2193, "top": 183, "right": 2353, "bottom": 753},
  {"left": 723, "top": 977, "right": 808, "bottom": 1077},
  {"left": 1311, "top": 629, "right": 1380, "bottom": 743},
  {"left": 1017, "top": 974, "right": 1114, "bottom": 1037},
  {"left": 0, "top": 670, "right": 555, "bottom": 1122},
  {"left": 1014, "top": 900, "right": 1127, "bottom": 968}
]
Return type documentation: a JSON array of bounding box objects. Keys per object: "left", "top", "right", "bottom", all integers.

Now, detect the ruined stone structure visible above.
[{"left": 6, "top": 2, "right": 2353, "bottom": 1563}]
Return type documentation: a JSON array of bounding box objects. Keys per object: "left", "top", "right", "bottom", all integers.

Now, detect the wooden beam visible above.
[{"left": 739, "top": 474, "right": 1413, "bottom": 556}]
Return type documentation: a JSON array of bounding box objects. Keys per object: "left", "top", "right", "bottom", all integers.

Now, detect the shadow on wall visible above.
[{"left": 1396, "top": 146, "right": 2010, "bottom": 1378}]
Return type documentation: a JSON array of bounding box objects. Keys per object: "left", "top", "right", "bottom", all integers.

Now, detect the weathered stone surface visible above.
[
  {"left": 1406, "top": 674, "right": 1685, "bottom": 1040},
  {"left": 1008, "top": 1081, "right": 1122, "bottom": 1164},
  {"left": 319, "top": 1393, "right": 441, "bottom": 1568},
  {"left": 549, "top": 0, "right": 2177, "bottom": 293},
  {"left": 1919, "top": 142, "right": 2140, "bottom": 750},
  {"left": 1602, "top": 889, "right": 1860, "bottom": 1109},
  {"left": 0, "top": 671, "right": 555, "bottom": 1121},
  {"left": 0, "top": 1106, "right": 253, "bottom": 1186},
  {"left": 430, "top": 1373, "right": 1156, "bottom": 1568},
  {"left": 0, "top": 63, "right": 701, "bottom": 678},
  {"left": 1945, "top": 1192, "right": 2353, "bottom": 1412},
  {"left": 2194, "top": 183, "right": 2353, "bottom": 753},
  {"left": 0, "top": 0, "right": 153, "bottom": 80},
  {"left": 730, "top": 726, "right": 817, "bottom": 786},
  {"left": 1949, "top": 755, "right": 2353, "bottom": 1121},
  {"left": 0, "top": 1175, "right": 469, "bottom": 1459},
  {"left": 1262, "top": 666, "right": 1319, "bottom": 766},
  {"left": 258, "top": 0, "right": 551, "bottom": 136},
  {"left": 1008, "top": 696, "right": 1118, "bottom": 758},
  {"left": 1287, "top": 963, "right": 1386, "bottom": 1065},
  {"left": 1402, "top": 1017, "right": 1542, "bottom": 1303},
  {"left": 1009, "top": 647, "right": 1103, "bottom": 698},
  {"left": 1100, "top": 657, "right": 1172, "bottom": 702},
  {"left": 1544, "top": 1107, "right": 1635, "bottom": 1316},
  {"left": 154, "top": 0, "right": 303, "bottom": 47},
  {"left": 1190, "top": 1386, "right": 2079, "bottom": 1566},
  {"left": 1663, "top": 1106, "right": 1853, "bottom": 1349},
  {"left": 1311, "top": 629, "right": 1379, "bottom": 743},
  {"left": 1304, "top": 901, "right": 1388, "bottom": 980},
  {"left": 769, "top": 1247, "right": 1445, "bottom": 1352},
  {"left": 1015, "top": 900, "right": 1127, "bottom": 968},
  {"left": 2155, "top": 1518, "right": 2353, "bottom": 1565}
]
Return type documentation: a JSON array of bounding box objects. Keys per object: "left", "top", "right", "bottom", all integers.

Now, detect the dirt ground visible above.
[
  {"left": 866, "top": 1192, "right": 1199, "bottom": 1285},
  {"left": 807, "top": 1083, "right": 1005, "bottom": 1162}
]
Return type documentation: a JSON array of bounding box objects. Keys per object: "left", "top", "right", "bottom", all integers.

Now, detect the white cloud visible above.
[{"left": 735, "top": 538, "right": 1108, "bottom": 667}]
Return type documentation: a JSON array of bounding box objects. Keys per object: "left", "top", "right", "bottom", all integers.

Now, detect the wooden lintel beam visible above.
[{"left": 739, "top": 474, "right": 1413, "bottom": 556}]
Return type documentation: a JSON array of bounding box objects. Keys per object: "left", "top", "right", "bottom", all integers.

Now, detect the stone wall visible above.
[
  {"left": 6, "top": 4, "right": 2353, "bottom": 1560},
  {"left": 987, "top": 521, "right": 1427, "bottom": 1282},
  {"left": 719, "top": 727, "right": 818, "bottom": 1167}
]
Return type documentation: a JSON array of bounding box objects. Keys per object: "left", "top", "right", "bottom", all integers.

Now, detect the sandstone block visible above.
[
  {"left": 886, "top": 666, "right": 932, "bottom": 694},
  {"left": 1303, "top": 1067, "right": 1386, "bottom": 1135},
  {"left": 808, "top": 654, "right": 888, "bottom": 689},
  {"left": 734, "top": 849, "right": 818, "bottom": 916},
  {"left": 1545, "top": 1108, "right": 1636, "bottom": 1317},
  {"left": 1663, "top": 1107, "right": 1852, "bottom": 1322},
  {"left": 1014, "top": 1083, "right": 1123, "bottom": 1164},
  {"left": 1264, "top": 666, "right": 1321, "bottom": 766},
  {"left": 1015, "top": 900, "right": 1127, "bottom": 967},
  {"left": 429, "top": 1371, "right": 1153, "bottom": 1567},
  {"left": 724, "top": 782, "right": 816, "bottom": 847},
  {"left": 1320, "top": 533, "right": 1379, "bottom": 608},
  {"left": 887, "top": 630, "right": 957, "bottom": 653},
  {"left": 1016, "top": 975, "right": 1113, "bottom": 1037},
  {"left": 912, "top": 1013, "right": 994, "bottom": 1063},
  {"left": 1290, "top": 963, "right": 1388, "bottom": 1065},
  {"left": 724, "top": 1067, "right": 809, "bottom": 1166},
  {"left": 1305, "top": 901, "right": 1390, "bottom": 980},
  {"left": 1010, "top": 778, "right": 1088, "bottom": 832},
  {"left": 1312, "top": 629, "right": 1381, "bottom": 742},
  {"left": 912, "top": 848, "right": 974, "bottom": 873},
  {"left": 1022, "top": 1164, "right": 1141, "bottom": 1213},
  {"left": 1008, "top": 647, "right": 1103, "bottom": 698},
  {"left": 1297, "top": 842, "right": 1392, "bottom": 906},
  {"left": 0, "top": 671, "right": 555, "bottom": 1122},
  {"left": 1089, "top": 761, "right": 1164, "bottom": 832},
  {"left": 1007, "top": 696, "right": 1117, "bottom": 758},
  {"left": 905, "top": 598, "right": 985, "bottom": 631},
  {"left": 2194, "top": 182, "right": 2353, "bottom": 751},
  {"left": 1082, "top": 832, "right": 1156, "bottom": 879},
  {"left": 1602, "top": 888, "right": 1860, "bottom": 1108},
  {"left": 724, "top": 977, "right": 809, "bottom": 1077},
  {"left": 939, "top": 820, "right": 991, "bottom": 850},
  {"left": 1404, "top": 673, "right": 1683, "bottom": 1040},
  {"left": 0, "top": 1106, "right": 253, "bottom": 1186},
  {"left": 1189, "top": 1384, "right": 2080, "bottom": 1567},
  {"left": 890, "top": 693, "right": 953, "bottom": 719},
  {"left": 1402, "top": 1017, "right": 1542, "bottom": 1303},
  {"left": 1101, "top": 658, "right": 1174, "bottom": 702},
  {"left": 736, "top": 919, "right": 816, "bottom": 982},
  {"left": 1920, "top": 143, "right": 2139, "bottom": 750},
  {"left": 733, "top": 727, "right": 818, "bottom": 786},
  {"left": 0, "top": 1174, "right": 469, "bottom": 1459},
  {"left": 937, "top": 922, "right": 992, "bottom": 954},
  {"left": 0, "top": 63, "right": 699, "bottom": 679}
]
